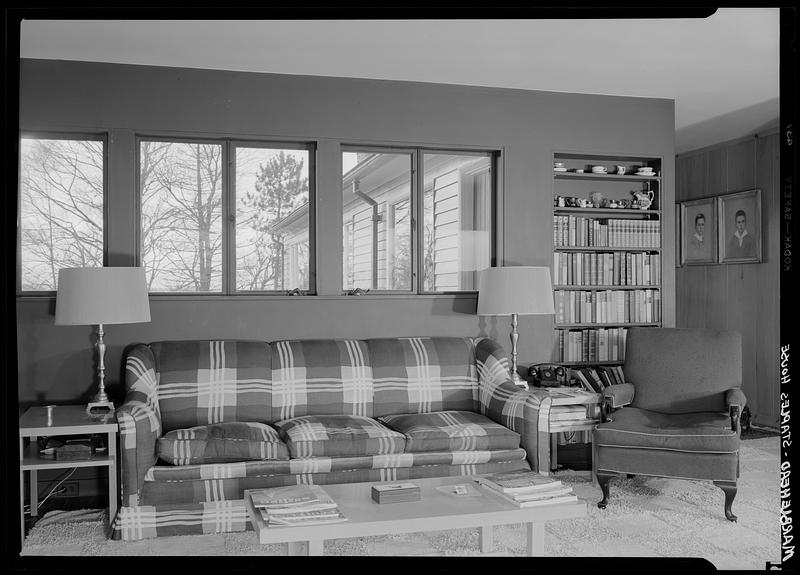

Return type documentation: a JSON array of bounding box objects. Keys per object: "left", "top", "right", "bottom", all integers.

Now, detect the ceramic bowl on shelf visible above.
[{"left": 575, "top": 169, "right": 585, "bottom": 173}]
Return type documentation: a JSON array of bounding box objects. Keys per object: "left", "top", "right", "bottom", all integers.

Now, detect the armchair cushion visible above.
[
  {"left": 157, "top": 422, "right": 289, "bottom": 465},
  {"left": 274, "top": 415, "right": 406, "bottom": 458},
  {"left": 594, "top": 407, "right": 740, "bottom": 453},
  {"left": 378, "top": 410, "right": 521, "bottom": 453}
]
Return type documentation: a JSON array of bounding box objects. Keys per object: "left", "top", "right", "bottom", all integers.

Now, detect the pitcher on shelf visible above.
[{"left": 631, "top": 190, "right": 654, "bottom": 210}]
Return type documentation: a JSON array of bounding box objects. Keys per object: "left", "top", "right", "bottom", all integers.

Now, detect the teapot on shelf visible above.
[{"left": 631, "top": 189, "right": 654, "bottom": 210}]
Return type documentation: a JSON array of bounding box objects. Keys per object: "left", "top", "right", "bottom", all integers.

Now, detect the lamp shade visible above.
[
  {"left": 55, "top": 267, "right": 151, "bottom": 325},
  {"left": 477, "top": 266, "right": 555, "bottom": 316}
]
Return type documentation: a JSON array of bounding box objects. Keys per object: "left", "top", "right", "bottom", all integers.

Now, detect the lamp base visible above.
[
  {"left": 86, "top": 400, "right": 115, "bottom": 417},
  {"left": 510, "top": 373, "right": 529, "bottom": 390}
]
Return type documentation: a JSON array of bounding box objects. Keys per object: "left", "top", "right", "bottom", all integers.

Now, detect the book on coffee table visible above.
[
  {"left": 475, "top": 470, "right": 563, "bottom": 494},
  {"left": 250, "top": 485, "right": 323, "bottom": 509}
]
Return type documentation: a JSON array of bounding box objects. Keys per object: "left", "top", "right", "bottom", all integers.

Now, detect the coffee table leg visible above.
[
  {"left": 287, "top": 541, "right": 304, "bottom": 555},
  {"left": 308, "top": 539, "right": 323, "bottom": 556},
  {"left": 479, "top": 525, "right": 493, "bottom": 553},
  {"left": 526, "top": 522, "right": 545, "bottom": 556}
]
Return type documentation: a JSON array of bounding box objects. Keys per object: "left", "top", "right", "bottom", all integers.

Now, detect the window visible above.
[
  {"left": 138, "top": 138, "right": 313, "bottom": 294},
  {"left": 18, "top": 135, "right": 105, "bottom": 292},
  {"left": 234, "top": 145, "right": 311, "bottom": 292},
  {"left": 342, "top": 148, "right": 495, "bottom": 293}
]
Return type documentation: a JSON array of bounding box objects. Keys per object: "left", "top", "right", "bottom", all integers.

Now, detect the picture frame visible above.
[
  {"left": 680, "top": 198, "right": 718, "bottom": 265},
  {"left": 675, "top": 204, "right": 681, "bottom": 267},
  {"left": 718, "top": 188, "right": 762, "bottom": 264}
]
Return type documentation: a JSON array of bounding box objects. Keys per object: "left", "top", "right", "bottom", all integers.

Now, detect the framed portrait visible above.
[
  {"left": 681, "top": 198, "right": 717, "bottom": 265},
  {"left": 675, "top": 204, "right": 682, "bottom": 267},
  {"left": 718, "top": 189, "right": 762, "bottom": 264}
]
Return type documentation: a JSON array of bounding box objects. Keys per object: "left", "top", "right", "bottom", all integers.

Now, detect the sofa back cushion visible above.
[
  {"left": 152, "top": 340, "right": 272, "bottom": 432},
  {"left": 270, "top": 339, "right": 374, "bottom": 421},
  {"left": 369, "top": 337, "right": 479, "bottom": 417}
]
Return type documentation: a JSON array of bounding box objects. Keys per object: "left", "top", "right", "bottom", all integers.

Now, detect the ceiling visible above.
[{"left": 19, "top": 9, "right": 780, "bottom": 154}]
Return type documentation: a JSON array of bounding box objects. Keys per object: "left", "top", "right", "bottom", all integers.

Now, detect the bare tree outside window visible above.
[
  {"left": 235, "top": 147, "right": 310, "bottom": 291},
  {"left": 19, "top": 137, "right": 104, "bottom": 291},
  {"left": 139, "top": 140, "right": 223, "bottom": 292}
]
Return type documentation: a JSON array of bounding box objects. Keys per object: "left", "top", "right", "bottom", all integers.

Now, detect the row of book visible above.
[
  {"left": 555, "top": 327, "right": 628, "bottom": 363},
  {"left": 552, "top": 252, "right": 661, "bottom": 287},
  {"left": 474, "top": 469, "right": 578, "bottom": 508},
  {"left": 570, "top": 365, "right": 627, "bottom": 393},
  {"left": 555, "top": 289, "right": 662, "bottom": 325},
  {"left": 554, "top": 216, "right": 661, "bottom": 248},
  {"left": 249, "top": 485, "right": 348, "bottom": 527}
]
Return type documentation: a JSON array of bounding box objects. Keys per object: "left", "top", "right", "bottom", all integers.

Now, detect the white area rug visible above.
[{"left": 20, "top": 438, "right": 780, "bottom": 569}]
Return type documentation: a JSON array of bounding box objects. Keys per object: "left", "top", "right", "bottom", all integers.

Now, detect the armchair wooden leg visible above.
[
  {"left": 596, "top": 471, "right": 615, "bottom": 509},
  {"left": 713, "top": 481, "right": 738, "bottom": 522}
]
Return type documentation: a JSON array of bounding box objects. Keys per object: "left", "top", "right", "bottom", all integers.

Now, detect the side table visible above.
[
  {"left": 19, "top": 405, "right": 119, "bottom": 541},
  {"left": 543, "top": 388, "right": 601, "bottom": 475}
]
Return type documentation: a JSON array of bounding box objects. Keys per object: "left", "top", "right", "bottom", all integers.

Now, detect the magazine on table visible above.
[
  {"left": 480, "top": 483, "right": 575, "bottom": 501},
  {"left": 474, "top": 469, "right": 563, "bottom": 494},
  {"left": 250, "top": 485, "right": 324, "bottom": 509}
]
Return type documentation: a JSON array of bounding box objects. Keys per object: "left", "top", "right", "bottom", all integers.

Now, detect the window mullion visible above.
[
  {"left": 224, "top": 141, "right": 234, "bottom": 295},
  {"left": 413, "top": 149, "right": 423, "bottom": 294}
]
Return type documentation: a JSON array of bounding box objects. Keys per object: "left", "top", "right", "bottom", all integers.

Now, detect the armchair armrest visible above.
[
  {"left": 599, "top": 382, "right": 635, "bottom": 422},
  {"left": 475, "top": 338, "right": 552, "bottom": 472},
  {"left": 116, "top": 344, "right": 162, "bottom": 506},
  {"left": 725, "top": 387, "right": 747, "bottom": 433}
]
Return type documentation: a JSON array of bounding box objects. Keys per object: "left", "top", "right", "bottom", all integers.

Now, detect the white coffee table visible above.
[{"left": 245, "top": 475, "right": 586, "bottom": 556}]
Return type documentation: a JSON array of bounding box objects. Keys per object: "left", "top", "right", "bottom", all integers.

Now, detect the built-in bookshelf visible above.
[{"left": 552, "top": 152, "right": 663, "bottom": 366}]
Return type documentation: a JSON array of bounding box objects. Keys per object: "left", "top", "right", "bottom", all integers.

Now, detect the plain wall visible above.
[
  {"left": 675, "top": 131, "right": 780, "bottom": 427},
  {"left": 17, "top": 59, "right": 676, "bottom": 407}
]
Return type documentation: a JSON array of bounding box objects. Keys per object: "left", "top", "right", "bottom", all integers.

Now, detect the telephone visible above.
[{"left": 528, "top": 364, "right": 567, "bottom": 387}]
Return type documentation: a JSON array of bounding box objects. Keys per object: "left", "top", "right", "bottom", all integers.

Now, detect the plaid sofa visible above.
[{"left": 112, "top": 336, "right": 552, "bottom": 540}]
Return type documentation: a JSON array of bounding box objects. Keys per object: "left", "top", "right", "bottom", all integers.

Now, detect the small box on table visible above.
[{"left": 371, "top": 482, "right": 421, "bottom": 504}]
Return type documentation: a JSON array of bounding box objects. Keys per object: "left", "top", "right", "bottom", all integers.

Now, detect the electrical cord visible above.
[{"left": 23, "top": 467, "right": 78, "bottom": 515}]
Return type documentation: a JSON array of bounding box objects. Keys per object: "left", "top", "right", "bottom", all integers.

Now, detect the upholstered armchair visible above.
[{"left": 593, "top": 328, "right": 746, "bottom": 522}]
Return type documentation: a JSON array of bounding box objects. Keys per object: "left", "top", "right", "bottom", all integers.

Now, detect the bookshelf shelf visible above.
[{"left": 552, "top": 151, "right": 663, "bottom": 366}]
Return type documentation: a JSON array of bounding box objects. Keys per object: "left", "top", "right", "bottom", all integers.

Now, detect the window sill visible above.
[{"left": 17, "top": 293, "right": 479, "bottom": 302}]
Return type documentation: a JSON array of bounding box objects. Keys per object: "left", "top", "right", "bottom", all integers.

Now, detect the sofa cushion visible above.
[
  {"left": 270, "top": 339, "right": 374, "bottom": 421},
  {"left": 594, "top": 407, "right": 739, "bottom": 453},
  {"left": 157, "top": 422, "right": 289, "bottom": 465},
  {"left": 274, "top": 415, "right": 406, "bottom": 457},
  {"left": 378, "top": 410, "right": 521, "bottom": 453},
  {"left": 152, "top": 340, "right": 272, "bottom": 433},
  {"left": 369, "top": 337, "right": 479, "bottom": 417}
]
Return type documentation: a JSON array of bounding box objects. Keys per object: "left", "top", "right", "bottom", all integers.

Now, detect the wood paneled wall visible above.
[{"left": 675, "top": 131, "right": 780, "bottom": 426}]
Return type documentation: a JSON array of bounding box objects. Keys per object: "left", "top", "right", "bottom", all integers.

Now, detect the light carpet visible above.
[{"left": 20, "top": 437, "right": 780, "bottom": 569}]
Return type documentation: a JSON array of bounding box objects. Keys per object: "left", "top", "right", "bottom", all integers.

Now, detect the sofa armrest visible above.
[
  {"left": 725, "top": 387, "right": 747, "bottom": 433},
  {"left": 598, "top": 382, "right": 635, "bottom": 422},
  {"left": 116, "top": 344, "right": 162, "bottom": 506},
  {"left": 475, "top": 338, "right": 553, "bottom": 472}
]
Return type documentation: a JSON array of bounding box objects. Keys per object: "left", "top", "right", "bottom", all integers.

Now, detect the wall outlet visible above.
[{"left": 53, "top": 481, "right": 79, "bottom": 497}]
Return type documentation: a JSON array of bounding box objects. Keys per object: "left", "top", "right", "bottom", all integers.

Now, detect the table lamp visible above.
[
  {"left": 55, "top": 267, "right": 151, "bottom": 415},
  {"left": 477, "top": 266, "right": 555, "bottom": 388}
]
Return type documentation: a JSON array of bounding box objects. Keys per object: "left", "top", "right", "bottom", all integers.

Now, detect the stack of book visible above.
[
  {"left": 474, "top": 469, "right": 579, "bottom": 507},
  {"left": 549, "top": 404, "right": 591, "bottom": 422},
  {"left": 249, "top": 485, "right": 348, "bottom": 527},
  {"left": 573, "top": 365, "right": 626, "bottom": 393}
]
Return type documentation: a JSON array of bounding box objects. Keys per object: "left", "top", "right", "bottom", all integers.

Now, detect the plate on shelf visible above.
[{"left": 554, "top": 167, "right": 568, "bottom": 172}]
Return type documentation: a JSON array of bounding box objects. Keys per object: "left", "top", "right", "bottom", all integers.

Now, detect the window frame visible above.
[
  {"left": 135, "top": 135, "right": 316, "bottom": 296},
  {"left": 17, "top": 131, "right": 109, "bottom": 296},
  {"left": 341, "top": 145, "right": 498, "bottom": 296}
]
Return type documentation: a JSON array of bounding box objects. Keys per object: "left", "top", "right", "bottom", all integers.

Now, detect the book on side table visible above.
[{"left": 474, "top": 469, "right": 578, "bottom": 507}]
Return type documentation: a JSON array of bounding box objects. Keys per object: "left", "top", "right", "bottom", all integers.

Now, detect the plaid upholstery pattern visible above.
[
  {"left": 153, "top": 341, "right": 272, "bottom": 433},
  {"left": 379, "top": 411, "right": 519, "bottom": 453},
  {"left": 157, "top": 422, "right": 289, "bottom": 465},
  {"left": 475, "top": 337, "right": 552, "bottom": 473},
  {"left": 271, "top": 340, "right": 373, "bottom": 421},
  {"left": 370, "top": 337, "right": 479, "bottom": 417},
  {"left": 274, "top": 415, "right": 405, "bottom": 457},
  {"left": 378, "top": 410, "right": 521, "bottom": 452},
  {"left": 112, "top": 457, "right": 529, "bottom": 540},
  {"left": 144, "top": 448, "right": 526, "bottom": 482},
  {"left": 118, "top": 344, "right": 163, "bottom": 506}
]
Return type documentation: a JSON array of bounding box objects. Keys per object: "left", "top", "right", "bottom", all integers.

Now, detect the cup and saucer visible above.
[
  {"left": 591, "top": 166, "right": 608, "bottom": 174},
  {"left": 554, "top": 162, "right": 567, "bottom": 172},
  {"left": 636, "top": 167, "right": 655, "bottom": 176}
]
